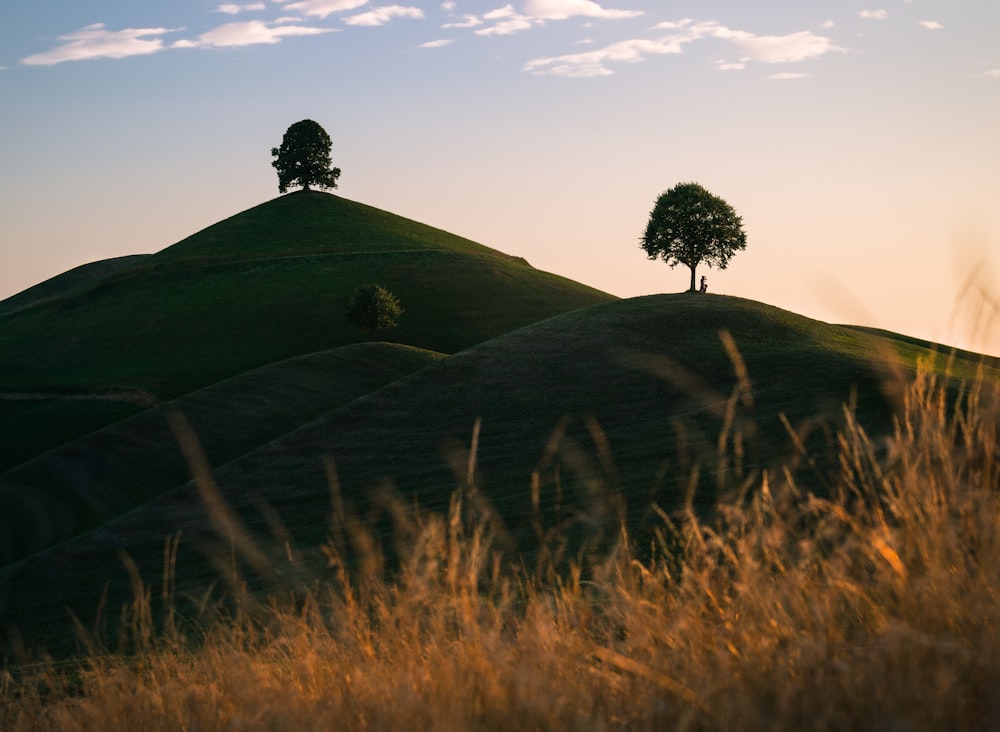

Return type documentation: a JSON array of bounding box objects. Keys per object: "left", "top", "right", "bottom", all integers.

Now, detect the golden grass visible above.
[{"left": 2, "top": 359, "right": 998, "bottom": 731}]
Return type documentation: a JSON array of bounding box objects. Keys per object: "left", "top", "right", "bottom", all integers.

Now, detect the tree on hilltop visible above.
[
  {"left": 346, "top": 284, "right": 404, "bottom": 341},
  {"left": 640, "top": 182, "right": 747, "bottom": 292},
  {"left": 271, "top": 119, "right": 342, "bottom": 194}
]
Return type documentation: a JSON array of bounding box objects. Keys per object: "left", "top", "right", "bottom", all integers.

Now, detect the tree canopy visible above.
[
  {"left": 271, "top": 119, "right": 342, "bottom": 194},
  {"left": 345, "top": 284, "right": 404, "bottom": 342},
  {"left": 640, "top": 182, "right": 747, "bottom": 292}
]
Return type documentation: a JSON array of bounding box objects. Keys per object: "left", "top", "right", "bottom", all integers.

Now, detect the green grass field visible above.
[
  {"left": 0, "top": 191, "right": 997, "bottom": 729},
  {"left": 0, "top": 191, "right": 611, "bottom": 470}
]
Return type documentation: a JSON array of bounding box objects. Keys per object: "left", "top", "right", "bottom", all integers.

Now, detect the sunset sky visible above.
[{"left": 1, "top": 1, "right": 998, "bottom": 355}]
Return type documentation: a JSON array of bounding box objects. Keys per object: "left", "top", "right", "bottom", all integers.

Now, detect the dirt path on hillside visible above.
[{"left": 0, "top": 389, "right": 159, "bottom": 408}]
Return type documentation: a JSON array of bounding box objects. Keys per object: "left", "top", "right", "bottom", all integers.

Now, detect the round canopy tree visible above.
[
  {"left": 345, "top": 284, "right": 404, "bottom": 342},
  {"left": 271, "top": 119, "right": 342, "bottom": 194},
  {"left": 640, "top": 182, "right": 747, "bottom": 292}
]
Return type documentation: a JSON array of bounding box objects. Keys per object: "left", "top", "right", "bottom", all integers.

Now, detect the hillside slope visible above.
[
  {"left": 0, "top": 192, "right": 612, "bottom": 468},
  {"left": 0, "top": 343, "right": 445, "bottom": 568},
  {"left": 5, "top": 293, "right": 988, "bottom": 657}
]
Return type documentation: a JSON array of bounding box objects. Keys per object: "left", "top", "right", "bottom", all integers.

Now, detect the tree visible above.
[
  {"left": 640, "top": 182, "right": 747, "bottom": 292},
  {"left": 271, "top": 119, "right": 342, "bottom": 194},
  {"left": 345, "top": 284, "right": 404, "bottom": 341}
]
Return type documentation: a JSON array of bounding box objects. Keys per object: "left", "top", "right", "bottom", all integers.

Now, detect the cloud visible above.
[
  {"left": 174, "top": 20, "right": 334, "bottom": 48},
  {"left": 476, "top": 6, "right": 534, "bottom": 36},
  {"left": 859, "top": 10, "right": 888, "bottom": 20},
  {"left": 278, "top": 0, "right": 370, "bottom": 19},
  {"left": 981, "top": 69, "right": 1000, "bottom": 78},
  {"left": 21, "top": 23, "right": 181, "bottom": 65},
  {"left": 525, "top": 36, "right": 690, "bottom": 77},
  {"left": 715, "top": 28, "right": 842, "bottom": 64},
  {"left": 766, "top": 72, "right": 809, "bottom": 80},
  {"left": 443, "top": 15, "right": 482, "bottom": 29},
  {"left": 521, "top": 0, "right": 642, "bottom": 20},
  {"left": 216, "top": 3, "right": 266, "bottom": 13},
  {"left": 821, "top": 20, "right": 835, "bottom": 29},
  {"left": 343, "top": 5, "right": 424, "bottom": 26},
  {"left": 420, "top": 39, "right": 453, "bottom": 48},
  {"left": 919, "top": 21, "right": 943, "bottom": 30},
  {"left": 528, "top": 20, "right": 843, "bottom": 76}
]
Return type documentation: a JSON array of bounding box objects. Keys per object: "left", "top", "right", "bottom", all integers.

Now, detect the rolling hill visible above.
[
  {"left": 4, "top": 292, "right": 992, "bottom": 658},
  {"left": 0, "top": 191, "right": 613, "bottom": 470}
]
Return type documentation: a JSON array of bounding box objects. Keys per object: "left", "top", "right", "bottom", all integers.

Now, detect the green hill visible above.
[
  {"left": 0, "top": 191, "right": 612, "bottom": 469},
  {"left": 0, "top": 343, "right": 445, "bottom": 567},
  {"left": 4, "top": 293, "right": 991, "bottom": 658},
  {"left": 0, "top": 255, "right": 149, "bottom": 316}
]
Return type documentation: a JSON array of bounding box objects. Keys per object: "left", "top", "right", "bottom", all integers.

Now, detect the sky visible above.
[{"left": 1, "top": 0, "right": 998, "bottom": 356}]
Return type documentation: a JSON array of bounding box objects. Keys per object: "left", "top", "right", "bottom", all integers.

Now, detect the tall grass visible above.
[{"left": 2, "top": 359, "right": 997, "bottom": 731}]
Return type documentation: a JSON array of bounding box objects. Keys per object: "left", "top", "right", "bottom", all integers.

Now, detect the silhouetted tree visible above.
[
  {"left": 271, "top": 119, "right": 341, "bottom": 194},
  {"left": 640, "top": 182, "right": 747, "bottom": 292},
  {"left": 346, "top": 284, "right": 403, "bottom": 341}
]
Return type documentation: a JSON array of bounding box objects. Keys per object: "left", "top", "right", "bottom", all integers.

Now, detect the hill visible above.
[
  {"left": 0, "top": 255, "right": 149, "bottom": 316},
  {"left": 0, "top": 343, "right": 445, "bottom": 568},
  {"left": 0, "top": 191, "right": 613, "bottom": 469},
  {"left": 5, "top": 293, "right": 992, "bottom": 658}
]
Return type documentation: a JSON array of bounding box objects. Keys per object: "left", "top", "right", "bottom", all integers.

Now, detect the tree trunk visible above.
[
  {"left": 369, "top": 327, "right": 376, "bottom": 342},
  {"left": 689, "top": 264, "right": 697, "bottom": 292}
]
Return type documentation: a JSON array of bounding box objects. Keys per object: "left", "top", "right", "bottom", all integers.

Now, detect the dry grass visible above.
[{"left": 2, "top": 359, "right": 998, "bottom": 731}]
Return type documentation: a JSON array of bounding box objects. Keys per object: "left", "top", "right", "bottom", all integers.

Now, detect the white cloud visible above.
[
  {"left": 216, "top": 3, "right": 266, "bottom": 14},
  {"left": 715, "top": 59, "right": 745, "bottom": 71},
  {"left": 525, "top": 36, "right": 689, "bottom": 76},
  {"left": 443, "top": 15, "right": 482, "bottom": 29},
  {"left": 521, "top": 0, "right": 642, "bottom": 21},
  {"left": 174, "top": 20, "right": 334, "bottom": 48},
  {"left": 821, "top": 20, "right": 835, "bottom": 29},
  {"left": 859, "top": 10, "right": 888, "bottom": 20},
  {"left": 476, "top": 6, "right": 534, "bottom": 36},
  {"left": 919, "top": 21, "right": 943, "bottom": 30},
  {"left": 441, "top": 1, "right": 456, "bottom": 9},
  {"left": 278, "top": 0, "right": 369, "bottom": 19},
  {"left": 766, "top": 72, "right": 809, "bottom": 80},
  {"left": 343, "top": 5, "right": 424, "bottom": 26},
  {"left": 981, "top": 69, "right": 1000, "bottom": 78},
  {"left": 420, "top": 39, "right": 453, "bottom": 47},
  {"left": 21, "top": 23, "right": 181, "bottom": 65},
  {"left": 526, "top": 20, "right": 843, "bottom": 77},
  {"left": 716, "top": 28, "right": 842, "bottom": 64}
]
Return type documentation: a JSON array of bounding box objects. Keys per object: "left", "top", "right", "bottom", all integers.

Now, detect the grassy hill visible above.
[
  {"left": 4, "top": 293, "right": 992, "bottom": 658},
  {"left": 0, "top": 191, "right": 612, "bottom": 469},
  {"left": 0, "top": 255, "right": 149, "bottom": 316},
  {"left": 0, "top": 343, "right": 445, "bottom": 568}
]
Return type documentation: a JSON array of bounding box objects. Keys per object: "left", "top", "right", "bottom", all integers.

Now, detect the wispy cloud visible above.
[
  {"left": 420, "top": 39, "right": 453, "bottom": 48},
  {"left": 981, "top": 69, "right": 1000, "bottom": 78},
  {"left": 767, "top": 72, "right": 809, "bottom": 80},
  {"left": 527, "top": 19, "right": 843, "bottom": 77},
  {"left": 859, "top": 10, "right": 888, "bottom": 20},
  {"left": 216, "top": 3, "right": 266, "bottom": 14},
  {"left": 466, "top": 0, "right": 640, "bottom": 37},
  {"left": 443, "top": 15, "right": 482, "bottom": 29},
  {"left": 278, "top": 0, "right": 370, "bottom": 19},
  {"left": 919, "top": 21, "right": 943, "bottom": 30},
  {"left": 173, "top": 20, "right": 334, "bottom": 48},
  {"left": 522, "top": 0, "right": 642, "bottom": 21},
  {"left": 21, "top": 23, "right": 181, "bottom": 65},
  {"left": 344, "top": 5, "right": 424, "bottom": 26}
]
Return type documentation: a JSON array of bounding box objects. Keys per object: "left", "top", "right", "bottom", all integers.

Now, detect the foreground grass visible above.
[{"left": 2, "top": 362, "right": 997, "bottom": 730}]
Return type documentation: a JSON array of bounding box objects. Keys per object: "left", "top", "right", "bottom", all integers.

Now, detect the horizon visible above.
[{"left": 1, "top": 1, "right": 998, "bottom": 357}]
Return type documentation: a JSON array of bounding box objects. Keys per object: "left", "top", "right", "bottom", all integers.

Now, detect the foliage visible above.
[
  {"left": 270, "top": 120, "right": 342, "bottom": 194},
  {"left": 2, "top": 364, "right": 998, "bottom": 731},
  {"left": 641, "top": 182, "right": 747, "bottom": 291},
  {"left": 345, "top": 283, "right": 404, "bottom": 341}
]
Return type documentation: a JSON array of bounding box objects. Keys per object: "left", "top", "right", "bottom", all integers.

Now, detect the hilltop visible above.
[{"left": 0, "top": 191, "right": 613, "bottom": 469}]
